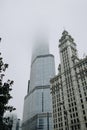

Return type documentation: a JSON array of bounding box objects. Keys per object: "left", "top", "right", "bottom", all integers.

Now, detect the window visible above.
[
  {"left": 84, "top": 92, "right": 86, "bottom": 96},
  {"left": 85, "top": 123, "right": 87, "bottom": 128},
  {"left": 76, "top": 112, "right": 78, "bottom": 116},
  {"left": 54, "top": 124, "right": 55, "bottom": 128},
  {"left": 69, "top": 104, "right": 71, "bottom": 107},
  {"left": 65, "top": 121, "right": 67, "bottom": 126},
  {"left": 71, "top": 120, "right": 73, "bottom": 124},
  {"left": 82, "top": 104, "right": 84, "bottom": 109},
  {"left": 86, "top": 97, "right": 87, "bottom": 101},
  {"left": 74, "top": 119, "right": 76, "bottom": 123},
  {"left": 79, "top": 89, "right": 81, "bottom": 93},
  {"left": 71, "top": 126, "right": 74, "bottom": 130},
  {"left": 70, "top": 114, "right": 72, "bottom": 118},
  {"left": 39, "top": 118, "right": 44, "bottom": 129},
  {"left": 73, "top": 113, "right": 75, "bottom": 117},
  {"left": 72, "top": 108, "right": 74, "bottom": 112},
  {"left": 77, "top": 118, "right": 79, "bottom": 122},
  {"left": 84, "top": 116, "right": 86, "bottom": 121},
  {"left": 80, "top": 94, "right": 82, "bottom": 98},
  {"left": 68, "top": 99, "right": 70, "bottom": 102},
  {"left": 59, "top": 123, "right": 60, "bottom": 127},
  {"left": 74, "top": 102, "right": 76, "bottom": 105},
  {"left": 61, "top": 122, "right": 63, "bottom": 127},
  {"left": 69, "top": 109, "right": 72, "bottom": 113},
  {"left": 56, "top": 124, "right": 58, "bottom": 128},
  {"left": 83, "top": 110, "right": 85, "bottom": 114},
  {"left": 78, "top": 124, "right": 80, "bottom": 129},
  {"left": 81, "top": 99, "right": 83, "bottom": 103}
]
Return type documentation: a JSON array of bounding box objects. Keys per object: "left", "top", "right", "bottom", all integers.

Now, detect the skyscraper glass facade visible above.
[{"left": 22, "top": 41, "right": 55, "bottom": 130}]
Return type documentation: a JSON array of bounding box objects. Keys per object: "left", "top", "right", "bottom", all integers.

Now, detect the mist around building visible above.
[
  {"left": 21, "top": 30, "right": 87, "bottom": 130},
  {"left": 1, "top": 30, "right": 87, "bottom": 130}
]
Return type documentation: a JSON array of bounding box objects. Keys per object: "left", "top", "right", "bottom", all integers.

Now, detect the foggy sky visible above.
[{"left": 0, "top": 0, "right": 87, "bottom": 119}]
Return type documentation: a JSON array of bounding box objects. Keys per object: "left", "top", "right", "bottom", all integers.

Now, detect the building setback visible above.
[
  {"left": 50, "top": 30, "right": 87, "bottom": 130},
  {"left": 22, "top": 41, "right": 55, "bottom": 130}
]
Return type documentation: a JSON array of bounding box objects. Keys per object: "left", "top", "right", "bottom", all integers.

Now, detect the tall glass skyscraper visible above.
[{"left": 22, "top": 40, "right": 55, "bottom": 130}]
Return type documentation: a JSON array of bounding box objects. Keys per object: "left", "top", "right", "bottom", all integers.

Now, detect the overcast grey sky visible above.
[{"left": 0, "top": 0, "right": 87, "bottom": 119}]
